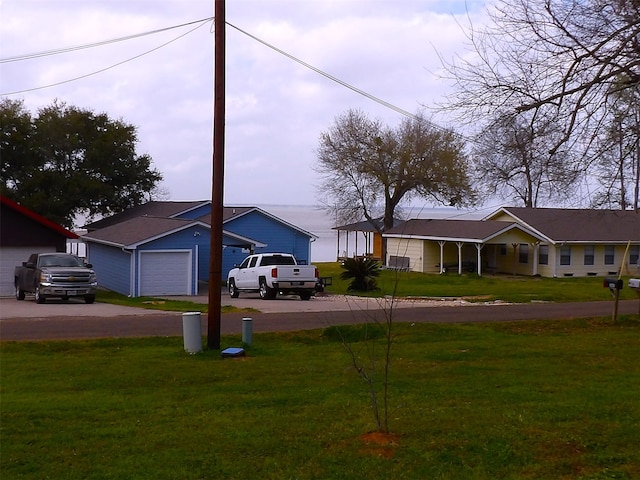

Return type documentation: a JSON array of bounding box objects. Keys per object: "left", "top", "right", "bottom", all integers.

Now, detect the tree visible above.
[
  {"left": 440, "top": 0, "right": 640, "bottom": 204},
  {"left": 473, "top": 112, "right": 582, "bottom": 207},
  {"left": 591, "top": 78, "right": 640, "bottom": 210},
  {"left": 315, "top": 109, "right": 475, "bottom": 233},
  {"left": 0, "top": 99, "right": 163, "bottom": 227}
]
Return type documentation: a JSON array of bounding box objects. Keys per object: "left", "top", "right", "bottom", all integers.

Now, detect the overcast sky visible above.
[{"left": 1, "top": 0, "right": 489, "bottom": 207}]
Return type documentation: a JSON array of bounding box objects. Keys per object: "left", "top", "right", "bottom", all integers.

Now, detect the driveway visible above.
[{"left": 0, "top": 291, "right": 481, "bottom": 320}]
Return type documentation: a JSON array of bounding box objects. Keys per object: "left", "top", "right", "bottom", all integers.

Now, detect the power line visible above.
[
  {"left": 0, "top": 19, "right": 213, "bottom": 96},
  {"left": 226, "top": 22, "right": 422, "bottom": 123},
  {"left": 0, "top": 17, "right": 214, "bottom": 63},
  {"left": 2, "top": 16, "right": 457, "bottom": 139}
]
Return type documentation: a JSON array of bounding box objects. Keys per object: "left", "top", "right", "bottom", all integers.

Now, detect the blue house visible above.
[{"left": 82, "top": 201, "right": 317, "bottom": 297}]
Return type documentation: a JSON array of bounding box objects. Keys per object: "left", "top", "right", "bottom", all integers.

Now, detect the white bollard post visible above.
[
  {"left": 242, "top": 317, "right": 253, "bottom": 346},
  {"left": 182, "top": 312, "right": 203, "bottom": 353}
]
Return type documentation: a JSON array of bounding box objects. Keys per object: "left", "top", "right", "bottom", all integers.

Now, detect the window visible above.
[
  {"left": 630, "top": 245, "right": 639, "bottom": 266},
  {"left": 584, "top": 245, "right": 595, "bottom": 266},
  {"left": 538, "top": 245, "right": 548, "bottom": 265},
  {"left": 499, "top": 244, "right": 507, "bottom": 256},
  {"left": 604, "top": 245, "right": 615, "bottom": 265},
  {"left": 249, "top": 257, "right": 258, "bottom": 268},
  {"left": 560, "top": 246, "right": 571, "bottom": 266},
  {"left": 519, "top": 244, "right": 529, "bottom": 263}
]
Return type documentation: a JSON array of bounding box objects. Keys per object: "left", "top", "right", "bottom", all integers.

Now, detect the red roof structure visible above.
[{"left": 0, "top": 195, "right": 78, "bottom": 239}]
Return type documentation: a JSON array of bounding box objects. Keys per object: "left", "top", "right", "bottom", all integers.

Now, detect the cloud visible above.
[{"left": 1, "top": 0, "right": 487, "bottom": 204}]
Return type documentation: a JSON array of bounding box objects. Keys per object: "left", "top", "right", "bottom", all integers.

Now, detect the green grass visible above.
[
  {"left": 316, "top": 262, "right": 640, "bottom": 303},
  {"left": 2, "top": 317, "right": 639, "bottom": 479}
]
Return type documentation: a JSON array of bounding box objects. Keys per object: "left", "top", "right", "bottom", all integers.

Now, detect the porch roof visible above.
[{"left": 382, "top": 219, "right": 542, "bottom": 243}]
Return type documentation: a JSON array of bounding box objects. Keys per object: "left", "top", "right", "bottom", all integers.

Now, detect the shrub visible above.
[{"left": 340, "top": 257, "right": 380, "bottom": 291}]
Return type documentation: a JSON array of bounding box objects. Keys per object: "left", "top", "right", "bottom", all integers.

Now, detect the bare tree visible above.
[
  {"left": 591, "top": 78, "right": 640, "bottom": 210},
  {"left": 440, "top": 0, "right": 640, "bottom": 202},
  {"left": 473, "top": 112, "right": 582, "bottom": 207},
  {"left": 315, "top": 109, "right": 475, "bottom": 232}
]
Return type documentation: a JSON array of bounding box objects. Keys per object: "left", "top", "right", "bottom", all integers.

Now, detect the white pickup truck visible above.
[{"left": 227, "top": 253, "right": 319, "bottom": 300}]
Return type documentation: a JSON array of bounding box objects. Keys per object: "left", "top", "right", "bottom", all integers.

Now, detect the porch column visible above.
[
  {"left": 532, "top": 242, "right": 539, "bottom": 276},
  {"left": 476, "top": 243, "right": 483, "bottom": 276},
  {"left": 438, "top": 241, "right": 446, "bottom": 274},
  {"left": 355, "top": 230, "right": 359, "bottom": 257},
  {"left": 456, "top": 242, "right": 464, "bottom": 275}
]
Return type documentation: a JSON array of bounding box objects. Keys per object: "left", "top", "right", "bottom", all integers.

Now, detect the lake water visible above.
[{"left": 258, "top": 204, "right": 486, "bottom": 263}]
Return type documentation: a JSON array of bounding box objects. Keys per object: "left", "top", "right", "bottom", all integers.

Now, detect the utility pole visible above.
[{"left": 208, "top": 0, "right": 225, "bottom": 349}]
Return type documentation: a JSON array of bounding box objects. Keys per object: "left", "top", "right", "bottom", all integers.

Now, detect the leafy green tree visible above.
[{"left": 0, "top": 99, "right": 163, "bottom": 227}]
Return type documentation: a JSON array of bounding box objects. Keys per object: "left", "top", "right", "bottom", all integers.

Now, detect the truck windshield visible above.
[{"left": 40, "top": 255, "right": 84, "bottom": 267}]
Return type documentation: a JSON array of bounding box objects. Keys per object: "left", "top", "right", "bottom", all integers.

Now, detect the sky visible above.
[{"left": 0, "top": 0, "right": 489, "bottom": 208}]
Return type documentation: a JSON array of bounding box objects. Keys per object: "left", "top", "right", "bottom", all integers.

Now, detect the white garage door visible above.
[
  {"left": 139, "top": 251, "right": 191, "bottom": 296},
  {"left": 0, "top": 247, "right": 54, "bottom": 297}
]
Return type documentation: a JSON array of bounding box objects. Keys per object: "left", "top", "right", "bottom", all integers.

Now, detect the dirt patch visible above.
[{"left": 359, "top": 431, "right": 400, "bottom": 458}]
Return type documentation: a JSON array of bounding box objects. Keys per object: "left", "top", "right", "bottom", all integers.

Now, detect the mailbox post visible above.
[
  {"left": 603, "top": 277, "right": 624, "bottom": 323},
  {"left": 629, "top": 278, "right": 640, "bottom": 316}
]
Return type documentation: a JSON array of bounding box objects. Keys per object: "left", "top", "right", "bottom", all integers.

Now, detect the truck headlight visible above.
[
  {"left": 40, "top": 272, "right": 52, "bottom": 283},
  {"left": 89, "top": 272, "right": 98, "bottom": 283}
]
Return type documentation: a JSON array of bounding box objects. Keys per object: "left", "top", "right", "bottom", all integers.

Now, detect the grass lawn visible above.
[
  {"left": 315, "top": 262, "right": 640, "bottom": 303},
  {"left": 2, "top": 317, "right": 639, "bottom": 479}
]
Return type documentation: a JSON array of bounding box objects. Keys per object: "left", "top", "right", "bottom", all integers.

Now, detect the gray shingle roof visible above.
[
  {"left": 496, "top": 207, "right": 640, "bottom": 242},
  {"left": 383, "top": 219, "right": 528, "bottom": 242},
  {"left": 84, "top": 201, "right": 209, "bottom": 231},
  {"left": 83, "top": 216, "right": 203, "bottom": 247}
]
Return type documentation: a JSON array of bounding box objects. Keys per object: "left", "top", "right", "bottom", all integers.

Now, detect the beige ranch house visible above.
[{"left": 383, "top": 207, "right": 640, "bottom": 278}]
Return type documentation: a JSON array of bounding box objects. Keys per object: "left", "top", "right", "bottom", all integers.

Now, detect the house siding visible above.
[
  {"left": 88, "top": 243, "right": 133, "bottom": 296},
  {"left": 1, "top": 205, "right": 68, "bottom": 251},
  {"left": 223, "top": 211, "right": 313, "bottom": 276},
  {"left": 544, "top": 243, "right": 639, "bottom": 278},
  {"left": 386, "top": 238, "right": 424, "bottom": 272}
]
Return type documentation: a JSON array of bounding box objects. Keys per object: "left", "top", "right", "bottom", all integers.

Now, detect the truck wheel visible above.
[
  {"left": 84, "top": 295, "right": 96, "bottom": 304},
  {"left": 259, "top": 279, "right": 276, "bottom": 300},
  {"left": 299, "top": 292, "right": 312, "bottom": 301},
  {"left": 34, "top": 286, "right": 46, "bottom": 304},
  {"left": 228, "top": 279, "right": 239, "bottom": 298},
  {"left": 15, "top": 284, "right": 25, "bottom": 301}
]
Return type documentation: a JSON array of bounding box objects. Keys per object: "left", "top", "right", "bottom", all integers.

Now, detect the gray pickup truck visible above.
[{"left": 14, "top": 252, "right": 98, "bottom": 304}]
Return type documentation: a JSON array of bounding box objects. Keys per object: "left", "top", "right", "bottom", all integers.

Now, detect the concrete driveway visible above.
[{"left": 0, "top": 291, "right": 477, "bottom": 320}]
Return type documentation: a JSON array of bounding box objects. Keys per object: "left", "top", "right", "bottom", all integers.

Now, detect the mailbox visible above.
[
  {"left": 629, "top": 278, "right": 640, "bottom": 289},
  {"left": 603, "top": 278, "right": 623, "bottom": 290}
]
